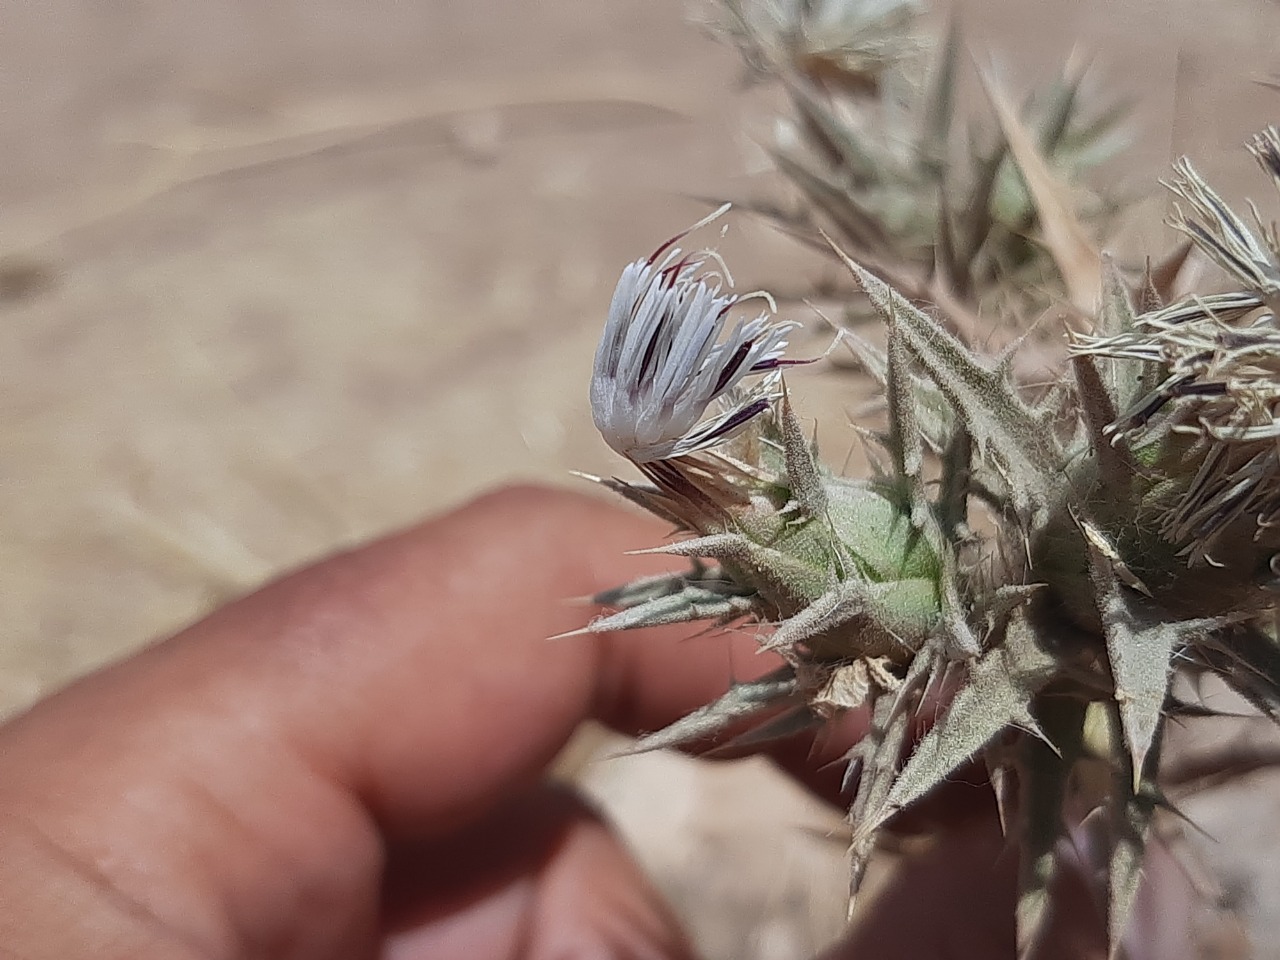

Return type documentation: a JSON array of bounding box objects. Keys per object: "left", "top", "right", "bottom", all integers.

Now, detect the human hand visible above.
[{"left": 0, "top": 486, "right": 1052, "bottom": 960}]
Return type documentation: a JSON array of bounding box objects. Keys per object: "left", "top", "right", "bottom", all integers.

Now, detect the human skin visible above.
[{"left": 0, "top": 486, "right": 1057, "bottom": 960}]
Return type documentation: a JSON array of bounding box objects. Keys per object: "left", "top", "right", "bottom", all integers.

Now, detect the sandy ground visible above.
[{"left": 2, "top": 1, "right": 1279, "bottom": 957}]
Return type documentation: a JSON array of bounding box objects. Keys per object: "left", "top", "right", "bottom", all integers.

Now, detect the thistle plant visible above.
[
  {"left": 575, "top": 127, "right": 1280, "bottom": 957},
  {"left": 702, "top": 0, "right": 1126, "bottom": 321}
]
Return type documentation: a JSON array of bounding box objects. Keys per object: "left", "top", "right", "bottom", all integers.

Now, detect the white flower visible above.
[{"left": 591, "top": 212, "right": 799, "bottom": 464}]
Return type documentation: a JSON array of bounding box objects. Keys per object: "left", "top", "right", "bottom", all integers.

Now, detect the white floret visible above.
[{"left": 591, "top": 241, "right": 797, "bottom": 464}]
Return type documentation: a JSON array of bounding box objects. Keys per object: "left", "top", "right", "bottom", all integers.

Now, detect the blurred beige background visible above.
[{"left": 2, "top": 0, "right": 1277, "bottom": 957}]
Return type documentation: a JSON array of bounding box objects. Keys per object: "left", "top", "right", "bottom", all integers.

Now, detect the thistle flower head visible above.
[
  {"left": 579, "top": 3, "right": 1280, "bottom": 949},
  {"left": 590, "top": 207, "right": 799, "bottom": 464},
  {"left": 1077, "top": 142, "right": 1280, "bottom": 574},
  {"left": 581, "top": 137, "right": 1280, "bottom": 958},
  {"left": 1080, "top": 304, "right": 1280, "bottom": 569},
  {"left": 707, "top": 0, "right": 925, "bottom": 84}
]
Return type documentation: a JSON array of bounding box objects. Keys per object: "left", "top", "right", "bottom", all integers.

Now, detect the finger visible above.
[
  {"left": 0, "top": 486, "right": 789, "bottom": 958},
  {"left": 380, "top": 782, "right": 693, "bottom": 960},
  {"left": 1, "top": 486, "right": 775, "bottom": 823}
]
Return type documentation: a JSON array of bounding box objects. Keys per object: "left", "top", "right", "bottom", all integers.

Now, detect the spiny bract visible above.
[
  {"left": 576, "top": 127, "right": 1280, "bottom": 958},
  {"left": 697, "top": 0, "right": 1126, "bottom": 323}
]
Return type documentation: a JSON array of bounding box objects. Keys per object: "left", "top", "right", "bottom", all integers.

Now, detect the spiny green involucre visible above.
[{"left": 577, "top": 126, "right": 1280, "bottom": 958}]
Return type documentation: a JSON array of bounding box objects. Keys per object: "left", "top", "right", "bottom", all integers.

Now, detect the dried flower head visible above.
[
  {"left": 700, "top": 0, "right": 1126, "bottom": 328},
  {"left": 704, "top": 0, "right": 925, "bottom": 86},
  {"left": 1165, "top": 151, "right": 1280, "bottom": 307},
  {"left": 1075, "top": 137, "right": 1280, "bottom": 581},
  {"left": 590, "top": 206, "right": 799, "bottom": 464}
]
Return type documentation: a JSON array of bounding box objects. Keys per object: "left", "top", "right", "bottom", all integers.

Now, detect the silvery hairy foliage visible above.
[{"left": 575, "top": 125, "right": 1280, "bottom": 958}]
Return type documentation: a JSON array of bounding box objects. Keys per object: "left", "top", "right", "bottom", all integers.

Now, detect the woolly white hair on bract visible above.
[{"left": 590, "top": 207, "right": 798, "bottom": 464}]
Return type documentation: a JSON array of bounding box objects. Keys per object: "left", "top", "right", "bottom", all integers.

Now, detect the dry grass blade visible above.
[{"left": 977, "top": 63, "right": 1102, "bottom": 312}]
